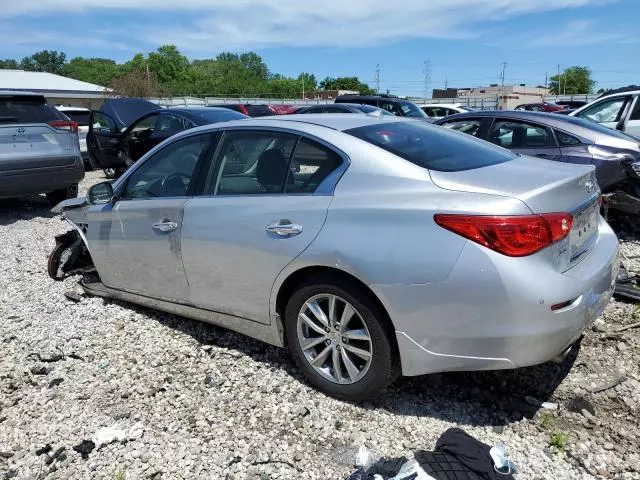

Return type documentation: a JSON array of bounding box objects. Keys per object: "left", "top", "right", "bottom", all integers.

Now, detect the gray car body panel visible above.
[{"left": 58, "top": 115, "right": 620, "bottom": 377}]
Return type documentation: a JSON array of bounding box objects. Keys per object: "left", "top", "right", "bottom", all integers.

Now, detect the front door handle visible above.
[
  {"left": 266, "top": 220, "right": 303, "bottom": 237},
  {"left": 152, "top": 220, "right": 178, "bottom": 232},
  {"left": 536, "top": 153, "right": 552, "bottom": 158}
]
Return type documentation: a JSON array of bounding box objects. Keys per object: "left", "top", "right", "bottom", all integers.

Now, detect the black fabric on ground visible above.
[{"left": 433, "top": 428, "right": 514, "bottom": 480}]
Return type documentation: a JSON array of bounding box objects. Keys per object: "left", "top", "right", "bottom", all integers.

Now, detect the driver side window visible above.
[{"left": 122, "top": 134, "right": 211, "bottom": 199}]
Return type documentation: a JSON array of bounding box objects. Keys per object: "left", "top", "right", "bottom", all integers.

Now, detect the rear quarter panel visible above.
[{"left": 271, "top": 139, "right": 532, "bottom": 322}]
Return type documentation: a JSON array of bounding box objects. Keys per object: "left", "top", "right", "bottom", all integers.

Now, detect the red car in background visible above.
[
  {"left": 206, "top": 103, "right": 300, "bottom": 116},
  {"left": 514, "top": 102, "right": 567, "bottom": 112}
]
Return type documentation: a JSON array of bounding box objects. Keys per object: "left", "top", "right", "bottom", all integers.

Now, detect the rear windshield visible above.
[
  {"left": 0, "top": 96, "right": 62, "bottom": 124},
  {"left": 62, "top": 111, "right": 91, "bottom": 126},
  {"left": 192, "top": 109, "right": 248, "bottom": 123},
  {"left": 345, "top": 121, "right": 516, "bottom": 172}
]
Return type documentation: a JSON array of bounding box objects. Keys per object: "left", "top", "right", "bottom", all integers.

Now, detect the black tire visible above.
[
  {"left": 284, "top": 276, "right": 399, "bottom": 401},
  {"left": 46, "top": 184, "right": 78, "bottom": 205}
]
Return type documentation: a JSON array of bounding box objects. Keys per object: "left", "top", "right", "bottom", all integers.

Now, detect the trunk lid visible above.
[
  {"left": 430, "top": 155, "right": 600, "bottom": 269},
  {"left": 429, "top": 155, "right": 597, "bottom": 214}
]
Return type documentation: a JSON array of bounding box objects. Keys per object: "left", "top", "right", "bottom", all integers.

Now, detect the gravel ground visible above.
[{"left": 1, "top": 170, "right": 639, "bottom": 480}]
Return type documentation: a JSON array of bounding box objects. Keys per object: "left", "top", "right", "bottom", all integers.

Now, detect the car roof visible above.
[
  {"left": 56, "top": 106, "right": 90, "bottom": 112},
  {"left": 420, "top": 103, "right": 464, "bottom": 108},
  {"left": 164, "top": 107, "right": 230, "bottom": 115},
  {"left": 0, "top": 90, "right": 43, "bottom": 97},
  {"left": 336, "top": 95, "right": 407, "bottom": 102}
]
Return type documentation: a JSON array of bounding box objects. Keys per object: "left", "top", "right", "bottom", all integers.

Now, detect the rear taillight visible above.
[
  {"left": 239, "top": 105, "right": 250, "bottom": 116},
  {"left": 434, "top": 213, "right": 573, "bottom": 257},
  {"left": 48, "top": 120, "right": 78, "bottom": 133}
]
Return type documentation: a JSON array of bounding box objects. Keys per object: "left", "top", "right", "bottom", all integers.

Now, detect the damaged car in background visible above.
[
  {"left": 434, "top": 111, "right": 640, "bottom": 217},
  {"left": 87, "top": 98, "right": 247, "bottom": 179},
  {"left": 48, "top": 114, "right": 619, "bottom": 400}
]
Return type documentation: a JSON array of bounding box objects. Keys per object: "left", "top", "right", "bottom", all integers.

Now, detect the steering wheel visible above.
[{"left": 161, "top": 173, "right": 190, "bottom": 196}]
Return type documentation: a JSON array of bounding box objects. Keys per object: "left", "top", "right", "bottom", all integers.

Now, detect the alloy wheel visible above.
[{"left": 296, "top": 294, "right": 373, "bottom": 385}]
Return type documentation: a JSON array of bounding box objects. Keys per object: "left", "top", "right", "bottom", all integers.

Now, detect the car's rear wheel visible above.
[
  {"left": 284, "top": 277, "right": 398, "bottom": 401},
  {"left": 46, "top": 184, "right": 78, "bottom": 205}
]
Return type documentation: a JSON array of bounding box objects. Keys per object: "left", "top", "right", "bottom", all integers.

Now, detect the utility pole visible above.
[
  {"left": 544, "top": 72, "right": 548, "bottom": 91},
  {"left": 445, "top": 76, "right": 448, "bottom": 89},
  {"left": 557, "top": 64, "right": 561, "bottom": 97},
  {"left": 374, "top": 64, "right": 380, "bottom": 94},
  {"left": 500, "top": 62, "right": 507, "bottom": 110},
  {"left": 423, "top": 60, "right": 431, "bottom": 103},
  {"left": 301, "top": 75, "right": 305, "bottom": 100}
]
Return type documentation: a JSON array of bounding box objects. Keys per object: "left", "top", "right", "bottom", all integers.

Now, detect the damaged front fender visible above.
[{"left": 47, "top": 229, "right": 95, "bottom": 281}]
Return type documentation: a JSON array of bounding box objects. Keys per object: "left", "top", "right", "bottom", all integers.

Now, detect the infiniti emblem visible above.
[
  {"left": 584, "top": 179, "right": 595, "bottom": 194},
  {"left": 16, "top": 127, "right": 26, "bottom": 134}
]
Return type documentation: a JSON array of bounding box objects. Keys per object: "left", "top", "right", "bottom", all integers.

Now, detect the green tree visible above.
[
  {"left": 148, "top": 45, "right": 190, "bottom": 90},
  {"left": 20, "top": 50, "right": 67, "bottom": 74},
  {"left": 61, "top": 57, "right": 121, "bottom": 86},
  {"left": 0, "top": 59, "right": 19, "bottom": 69},
  {"left": 549, "top": 66, "right": 596, "bottom": 95},
  {"left": 319, "top": 76, "right": 374, "bottom": 94}
]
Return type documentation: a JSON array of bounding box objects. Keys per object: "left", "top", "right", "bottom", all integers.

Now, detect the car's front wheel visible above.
[
  {"left": 46, "top": 184, "right": 78, "bottom": 205},
  {"left": 285, "top": 277, "right": 398, "bottom": 401}
]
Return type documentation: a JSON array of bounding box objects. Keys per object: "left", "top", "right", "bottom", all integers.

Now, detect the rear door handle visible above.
[
  {"left": 266, "top": 220, "right": 303, "bottom": 237},
  {"left": 152, "top": 221, "right": 178, "bottom": 232},
  {"left": 536, "top": 153, "right": 552, "bottom": 158}
]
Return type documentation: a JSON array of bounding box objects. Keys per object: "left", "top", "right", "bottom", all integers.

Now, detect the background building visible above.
[
  {"left": 432, "top": 84, "right": 549, "bottom": 109},
  {"left": 0, "top": 70, "right": 107, "bottom": 109}
]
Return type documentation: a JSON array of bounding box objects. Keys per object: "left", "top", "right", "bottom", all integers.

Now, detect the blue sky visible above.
[{"left": 0, "top": 0, "right": 638, "bottom": 96}]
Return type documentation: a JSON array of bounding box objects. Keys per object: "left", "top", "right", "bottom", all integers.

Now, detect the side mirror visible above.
[{"left": 87, "top": 181, "right": 114, "bottom": 205}]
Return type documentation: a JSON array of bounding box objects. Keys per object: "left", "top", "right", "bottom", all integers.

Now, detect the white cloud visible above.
[
  {"left": 489, "top": 18, "right": 633, "bottom": 49},
  {"left": 0, "top": 0, "right": 618, "bottom": 51}
]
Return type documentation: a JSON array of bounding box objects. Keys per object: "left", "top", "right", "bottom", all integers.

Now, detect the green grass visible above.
[
  {"left": 540, "top": 412, "right": 551, "bottom": 429},
  {"left": 115, "top": 470, "right": 126, "bottom": 480},
  {"left": 549, "top": 432, "right": 570, "bottom": 451}
]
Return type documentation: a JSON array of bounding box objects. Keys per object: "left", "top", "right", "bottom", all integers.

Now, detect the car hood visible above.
[{"left": 99, "top": 98, "right": 160, "bottom": 129}]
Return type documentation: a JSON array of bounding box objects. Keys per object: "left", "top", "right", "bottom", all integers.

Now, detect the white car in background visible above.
[
  {"left": 56, "top": 106, "right": 91, "bottom": 170},
  {"left": 569, "top": 89, "right": 640, "bottom": 138},
  {"left": 419, "top": 103, "right": 476, "bottom": 120}
]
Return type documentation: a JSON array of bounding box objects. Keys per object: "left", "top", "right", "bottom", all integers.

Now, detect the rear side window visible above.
[
  {"left": 0, "top": 96, "right": 62, "bottom": 124},
  {"left": 555, "top": 130, "right": 581, "bottom": 146},
  {"left": 440, "top": 119, "right": 482, "bottom": 137},
  {"left": 345, "top": 121, "right": 515, "bottom": 172},
  {"left": 286, "top": 139, "right": 342, "bottom": 193}
]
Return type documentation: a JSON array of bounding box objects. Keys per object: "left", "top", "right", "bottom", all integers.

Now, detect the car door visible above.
[
  {"left": 574, "top": 95, "right": 633, "bottom": 131},
  {"left": 125, "top": 112, "right": 161, "bottom": 162},
  {"left": 181, "top": 129, "right": 344, "bottom": 323},
  {"left": 87, "top": 111, "right": 123, "bottom": 169},
  {"left": 486, "top": 118, "right": 562, "bottom": 160},
  {"left": 91, "top": 132, "right": 215, "bottom": 302}
]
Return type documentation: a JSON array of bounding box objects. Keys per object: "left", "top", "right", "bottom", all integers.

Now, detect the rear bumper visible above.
[
  {"left": 0, "top": 157, "right": 85, "bottom": 198},
  {"left": 374, "top": 217, "right": 620, "bottom": 376}
]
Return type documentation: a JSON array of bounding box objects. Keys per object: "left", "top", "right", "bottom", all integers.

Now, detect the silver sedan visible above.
[{"left": 49, "top": 114, "right": 620, "bottom": 401}]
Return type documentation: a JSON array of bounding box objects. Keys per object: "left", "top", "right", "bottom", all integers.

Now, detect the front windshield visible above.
[{"left": 399, "top": 101, "right": 427, "bottom": 118}]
